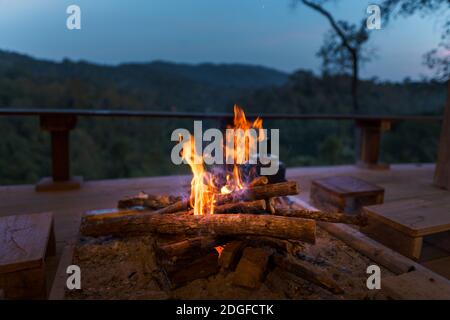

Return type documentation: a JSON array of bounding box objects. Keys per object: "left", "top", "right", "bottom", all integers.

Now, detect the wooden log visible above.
[
  {"left": 118, "top": 192, "right": 182, "bottom": 209},
  {"left": 81, "top": 213, "right": 316, "bottom": 243},
  {"left": 318, "top": 221, "right": 416, "bottom": 275},
  {"left": 217, "top": 181, "right": 299, "bottom": 204},
  {"left": 168, "top": 252, "right": 220, "bottom": 288},
  {"left": 83, "top": 208, "right": 145, "bottom": 222},
  {"left": 238, "top": 236, "right": 299, "bottom": 255},
  {"left": 218, "top": 241, "right": 245, "bottom": 270},
  {"left": 266, "top": 198, "right": 276, "bottom": 214},
  {"left": 273, "top": 254, "right": 344, "bottom": 295},
  {"left": 214, "top": 200, "right": 266, "bottom": 214},
  {"left": 248, "top": 176, "right": 269, "bottom": 187},
  {"left": 274, "top": 207, "right": 368, "bottom": 226},
  {"left": 152, "top": 199, "right": 189, "bottom": 214},
  {"left": 158, "top": 236, "right": 218, "bottom": 257},
  {"left": 232, "top": 247, "right": 272, "bottom": 289}
]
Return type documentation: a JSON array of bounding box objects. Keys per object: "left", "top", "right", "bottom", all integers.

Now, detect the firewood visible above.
[
  {"left": 168, "top": 252, "right": 220, "bottom": 288},
  {"left": 80, "top": 212, "right": 316, "bottom": 243},
  {"left": 214, "top": 200, "right": 266, "bottom": 214},
  {"left": 239, "top": 236, "right": 301, "bottom": 255},
  {"left": 152, "top": 199, "right": 189, "bottom": 214},
  {"left": 158, "top": 236, "right": 218, "bottom": 257},
  {"left": 83, "top": 208, "right": 145, "bottom": 222},
  {"left": 217, "top": 181, "right": 299, "bottom": 204},
  {"left": 273, "top": 254, "right": 344, "bottom": 295},
  {"left": 232, "top": 247, "right": 273, "bottom": 289},
  {"left": 266, "top": 198, "right": 276, "bottom": 214},
  {"left": 248, "top": 176, "right": 269, "bottom": 187},
  {"left": 218, "top": 241, "right": 245, "bottom": 270},
  {"left": 118, "top": 192, "right": 182, "bottom": 209},
  {"left": 274, "top": 207, "right": 368, "bottom": 226}
]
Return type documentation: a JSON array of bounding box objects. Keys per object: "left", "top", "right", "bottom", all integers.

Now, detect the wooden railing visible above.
[{"left": 0, "top": 108, "right": 443, "bottom": 191}]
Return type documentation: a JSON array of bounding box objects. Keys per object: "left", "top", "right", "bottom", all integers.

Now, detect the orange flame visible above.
[
  {"left": 214, "top": 246, "right": 224, "bottom": 257},
  {"left": 181, "top": 136, "right": 216, "bottom": 215},
  {"left": 183, "top": 105, "right": 264, "bottom": 215}
]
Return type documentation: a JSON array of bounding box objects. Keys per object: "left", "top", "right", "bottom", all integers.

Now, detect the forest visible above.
[{"left": 0, "top": 50, "right": 446, "bottom": 185}]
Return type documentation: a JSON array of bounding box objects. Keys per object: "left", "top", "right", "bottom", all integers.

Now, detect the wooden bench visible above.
[
  {"left": 310, "top": 176, "right": 384, "bottom": 214},
  {"left": 0, "top": 212, "right": 56, "bottom": 299},
  {"left": 362, "top": 194, "right": 450, "bottom": 261}
]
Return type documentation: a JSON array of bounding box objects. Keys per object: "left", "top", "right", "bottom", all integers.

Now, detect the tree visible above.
[
  {"left": 293, "top": 0, "right": 372, "bottom": 113},
  {"left": 380, "top": 0, "right": 450, "bottom": 80}
]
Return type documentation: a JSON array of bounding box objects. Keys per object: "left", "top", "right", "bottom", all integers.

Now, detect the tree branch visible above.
[{"left": 301, "top": 0, "right": 356, "bottom": 56}]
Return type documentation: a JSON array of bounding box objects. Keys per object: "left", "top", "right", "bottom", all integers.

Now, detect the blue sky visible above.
[{"left": 0, "top": 0, "right": 445, "bottom": 81}]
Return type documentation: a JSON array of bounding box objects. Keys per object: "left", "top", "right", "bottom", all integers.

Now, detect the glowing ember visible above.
[{"left": 214, "top": 246, "right": 224, "bottom": 257}]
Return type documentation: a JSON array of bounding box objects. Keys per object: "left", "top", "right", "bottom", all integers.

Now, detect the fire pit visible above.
[{"left": 60, "top": 107, "right": 394, "bottom": 300}]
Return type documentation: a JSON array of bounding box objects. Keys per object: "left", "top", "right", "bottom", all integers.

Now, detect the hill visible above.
[{"left": 0, "top": 50, "right": 446, "bottom": 184}]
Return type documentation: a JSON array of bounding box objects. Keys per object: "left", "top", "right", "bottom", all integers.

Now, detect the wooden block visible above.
[
  {"left": 232, "top": 247, "right": 272, "bottom": 289},
  {"left": 169, "top": 252, "right": 220, "bottom": 288},
  {"left": 382, "top": 270, "right": 450, "bottom": 300},
  {"left": 361, "top": 217, "right": 423, "bottom": 260},
  {"left": 0, "top": 212, "right": 55, "bottom": 299},
  {"left": 218, "top": 241, "right": 245, "bottom": 270},
  {"left": 311, "top": 176, "right": 384, "bottom": 214}
]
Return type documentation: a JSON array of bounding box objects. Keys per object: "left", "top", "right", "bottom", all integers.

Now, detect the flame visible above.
[
  {"left": 214, "top": 246, "right": 224, "bottom": 257},
  {"left": 183, "top": 105, "right": 264, "bottom": 215},
  {"left": 181, "top": 136, "right": 216, "bottom": 215},
  {"left": 221, "top": 104, "right": 262, "bottom": 195}
]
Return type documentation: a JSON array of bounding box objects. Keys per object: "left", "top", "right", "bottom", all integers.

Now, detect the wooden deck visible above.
[{"left": 1, "top": 163, "right": 449, "bottom": 280}]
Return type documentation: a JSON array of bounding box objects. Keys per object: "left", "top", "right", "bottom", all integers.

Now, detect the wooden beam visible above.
[
  {"left": 355, "top": 119, "right": 391, "bottom": 170},
  {"left": 434, "top": 81, "right": 450, "bottom": 190},
  {"left": 36, "top": 114, "right": 82, "bottom": 191}
]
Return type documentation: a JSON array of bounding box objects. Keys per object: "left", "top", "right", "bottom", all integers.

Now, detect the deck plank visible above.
[{"left": 2, "top": 163, "right": 449, "bottom": 282}]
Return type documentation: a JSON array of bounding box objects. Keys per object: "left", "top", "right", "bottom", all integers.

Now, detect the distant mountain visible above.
[
  {"left": 0, "top": 50, "right": 288, "bottom": 112},
  {"left": 0, "top": 50, "right": 289, "bottom": 88},
  {"left": 128, "top": 61, "right": 289, "bottom": 88}
]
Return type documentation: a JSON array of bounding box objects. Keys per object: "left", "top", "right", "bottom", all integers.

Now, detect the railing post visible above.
[
  {"left": 355, "top": 119, "right": 391, "bottom": 170},
  {"left": 434, "top": 80, "right": 450, "bottom": 190},
  {"left": 36, "top": 114, "right": 83, "bottom": 191}
]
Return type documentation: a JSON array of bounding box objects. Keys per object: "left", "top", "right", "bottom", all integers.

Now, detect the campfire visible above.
[{"left": 78, "top": 106, "right": 369, "bottom": 298}]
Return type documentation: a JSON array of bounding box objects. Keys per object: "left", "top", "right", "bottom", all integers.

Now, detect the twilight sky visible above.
[{"left": 0, "top": 0, "right": 445, "bottom": 81}]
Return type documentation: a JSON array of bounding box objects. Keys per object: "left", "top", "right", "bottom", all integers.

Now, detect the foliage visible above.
[{"left": 0, "top": 51, "right": 446, "bottom": 185}]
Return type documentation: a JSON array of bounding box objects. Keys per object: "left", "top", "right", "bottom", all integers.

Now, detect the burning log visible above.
[
  {"left": 266, "top": 198, "right": 276, "bottom": 214},
  {"left": 273, "top": 254, "right": 344, "bottom": 295},
  {"left": 152, "top": 199, "right": 189, "bottom": 214},
  {"left": 248, "top": 176, "right": 269, "bottom": 188},
  {"left": 274, "top": 207, "right": 368, "bottom": 226},
  {"left": 214, "top": 200, "right": 266, "bottom": 214},
  {"left": 217, "top": 181, "right": 299, "bottom": 205},
  {"left": 81, "top": 212, "right": 316, "bottom": 243}
]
